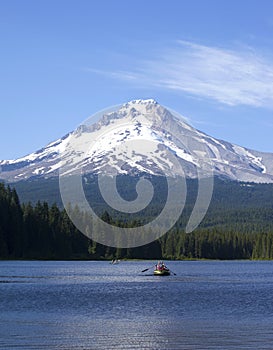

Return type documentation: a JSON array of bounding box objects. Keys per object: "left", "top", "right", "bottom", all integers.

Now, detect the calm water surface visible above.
[{"left": 0, "top": 260, "right": 273, "bottom": 349}]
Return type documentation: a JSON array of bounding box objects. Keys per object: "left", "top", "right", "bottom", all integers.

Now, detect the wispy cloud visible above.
[{"left": 88, "top": 41, "right": 273, "bottom": 108}]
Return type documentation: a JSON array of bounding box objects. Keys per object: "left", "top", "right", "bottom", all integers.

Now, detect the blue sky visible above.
[{"left": 1, "top": 0, "right": 273, "bottom": 159}]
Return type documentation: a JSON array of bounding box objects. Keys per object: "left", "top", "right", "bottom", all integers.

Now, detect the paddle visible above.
[
  {"left": 141, "top": 268, "right": 150, "bottom": 272},
  {"left": 141, "top": 265, "right": 155, "bottom": 273},
  {"left": 169, "top": 269, "right": 177, "bottom": 276}
]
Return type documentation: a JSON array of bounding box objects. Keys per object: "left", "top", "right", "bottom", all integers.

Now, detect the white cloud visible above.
[{"left": 89, "top": 41, "right": 273, "bottom": 108}]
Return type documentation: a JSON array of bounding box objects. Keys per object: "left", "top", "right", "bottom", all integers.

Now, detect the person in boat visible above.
[{"left": 156, "top": 261, "right": 166, "bottom": 270}]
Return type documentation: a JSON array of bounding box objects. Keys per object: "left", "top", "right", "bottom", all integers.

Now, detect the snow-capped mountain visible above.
[{"left": 1, "top": 99, "right": 273, "bottom": 183}]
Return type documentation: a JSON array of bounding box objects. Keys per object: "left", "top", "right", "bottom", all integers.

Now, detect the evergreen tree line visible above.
[{"left": 1, "top": 183, "right": 273, "bottom": 260}]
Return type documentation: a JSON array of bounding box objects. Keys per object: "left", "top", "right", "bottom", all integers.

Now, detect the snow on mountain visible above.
[
  {"left": 1, "top": 99, "right": 273, "bottom": 183},
  {"left": 0, "top": 134, "right": 71, "bottom": 181}
]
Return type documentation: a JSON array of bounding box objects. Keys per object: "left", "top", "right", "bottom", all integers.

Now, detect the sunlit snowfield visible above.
[{"left": 1, "top": 260, "right": 273, "bottom": 349}]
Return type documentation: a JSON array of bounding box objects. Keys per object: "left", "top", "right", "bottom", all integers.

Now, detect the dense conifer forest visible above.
[{"left": 1, "top": 179, "right": 273, "bottom": 260}]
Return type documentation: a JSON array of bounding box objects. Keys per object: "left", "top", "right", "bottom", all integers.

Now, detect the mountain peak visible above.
[
  {"left": 89, "top": 98, "right": 170, "bottom": 131},
  {"left": 119, "top": 98, "right": 159, "bottom": 118},
  {"left": 122, "top": 99, "right": 158, "bottom": 107}
]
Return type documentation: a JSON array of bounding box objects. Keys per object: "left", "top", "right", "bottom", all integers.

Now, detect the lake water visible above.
[{"left": 1, "top": 260, "right": 273, "bottom": 349}]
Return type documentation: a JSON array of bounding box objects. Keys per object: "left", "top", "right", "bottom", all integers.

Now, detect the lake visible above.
[{"left": 1, "top": 260, "right": 273, "bottom": 349}]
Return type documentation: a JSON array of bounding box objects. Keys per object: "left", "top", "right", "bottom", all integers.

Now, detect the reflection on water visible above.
[{"left": 1, "top": 260, "right": 273, "bottom": 349}]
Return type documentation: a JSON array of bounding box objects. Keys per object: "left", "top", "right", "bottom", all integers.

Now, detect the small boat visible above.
[
  {"left": 153, "top": 261, "right": 170, "bottom": 276},
  {"left": 153, "top": 267, "right": 170, "bottom": 276},
  {"left": 110, "top": 259, "right": 120, "bottom": 264}
]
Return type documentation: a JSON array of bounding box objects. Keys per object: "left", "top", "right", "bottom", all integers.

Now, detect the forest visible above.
[{"left": 1, "top": 180, "right": 273, "bottom": 260}]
